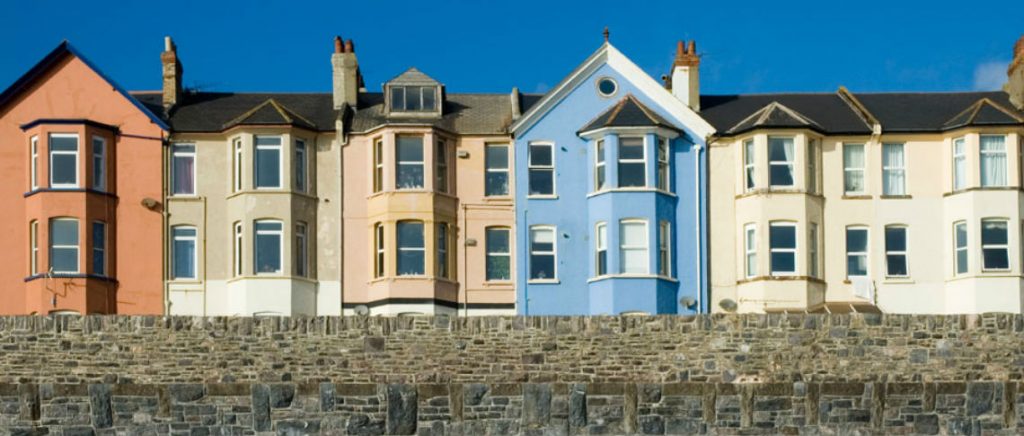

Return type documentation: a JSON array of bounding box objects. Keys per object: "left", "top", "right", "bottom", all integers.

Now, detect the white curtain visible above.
[
  {"left": 844, "top": 144, "right": 865, "bottom": 193},
  {"left": 883, "top": 144, "right": 905, "bottom": 195},
  {"left": 981, "top": 136, "right": 1007, "bottom": 187}
]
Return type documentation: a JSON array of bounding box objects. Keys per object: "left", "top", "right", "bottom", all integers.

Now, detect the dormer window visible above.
[{"left": 391, "top": 86, "right": 437, "bottom": 112}]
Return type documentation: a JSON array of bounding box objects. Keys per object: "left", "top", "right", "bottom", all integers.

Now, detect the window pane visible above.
[
  {"left": 255, "top": 222, "right": 281, "bottom": 232},
  {"left": 529, "top": 144, "right": 551, "bottom": 166},
  {"left": 530, "top": 255, "right": 555, "bottom": 280},
  {"left": 397, "top": 222, "right": 424, "bottom": 275},
  {"left": 887, "top": 255, "right": 907, "bottom": 276},
  {"left": 983, "top": 249, "right": 1009, "bottom": 270},
  {"left": 768, "top": 138, "right": 792, "bottom": 162},
  {"left": 846, "top": 228, "right": 868, "bottom": 252},
  {"left": 955, "top": 224, "right": 968, "bottom": 248},
  {"left": 619, "top": 163, "right": 645, "bottom": 187},
  {"left": 172, "top": 227, "right": 195, "bottom": 279},
  {"left": 621, "top": 222, "right": 645, "bottom": 244},
  {"left": 956, "top": 249, "right": 968, "bottom": 274},
  {"left": 51, "top": 219, "right": 78, "bottom": 273},
  {"left": 530, "top": 228, "right": 553, "bottom": 252},
  {"left": 597, "top": 251, "right": 607, "bottom": 276},
  {"left": 50, "top": 135, "right": 78, "bottom": 151},
  {"left": 770, "top": 252, "right": 795, "bottom": 273},
  {"left": 619, "top": 139, "right": 644, "bottom": 159},
  {"left": 255, "top": 148, "right": 281, "bottom": 188},
  {"left": 486, "top": 228, "right": 510, "bottom": 281},
  {"left": 770, "top": 165, "right": 793, "bottom": 186},
  {"left": 529, "top": 170, "right": 553, "bottom": 195},
  {"left": 422, "top": 87, "right": 436, "bottom": 111},
  {"left": 92, "top": 223, "right": 105, "bottom": 275},
  {"left": 397, "top": 221, "right": 424, "bottom": 247},
  {"left": 981, "top": 135, "right": 1007, "bottom": 187},
  {"left": 885, "top": 227, "right": 906, "bottom": 251},
  {"left": 255, "top": 136, "right": 280, "bottom": 146},
  {"left": 620, "top": 222, "right": 647, "bottom": 274},
  {"left": 406, "top": 87, "right": 422, "bottom": 111},
  {"left": 52, "top": 154, "right": 77, "bottom": 186},
  {"left": 486, "top": 228, "right": 510, "bottom": 253},
  {"left": 397, "top": 137, "right": 424, "bottom": 189},
  {"left": 982, "top": 220, "right": 1008, "bottom": 244},
  {"left": 769, "top": 225, "right": 796, "bottom": 249},
  {"left": 52, "top": 220, "right": 78, "bottom": 245},
  {"left": 486, "top": 173, "right": 509, "bottom": 196},
  {"left": 255, "top": 232, "right": 281, "bottom": 273},
  {"left": 847, "top": 255, "right": 868, "bottom": 276},
  {"left": 622, "top": 249, "right": 646, "bottom": 273},
  {"left": 486, "top": 145, "right": 508, "bottom": 168},
  {"left": 391, "top": 86, "right": 404, "bottom": 110},
  {"left": 397, "top": 137, "right": 424, "bottom": 160},
  {"left": 487, "top": 256, "right": 511, "bottom": 281}
]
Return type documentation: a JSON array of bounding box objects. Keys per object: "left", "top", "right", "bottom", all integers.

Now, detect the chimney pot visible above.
[
  {"left": 688, "top": 40, "right": 696, "bottom": 54},
  {"left": 345, "top": 39, "right": 354, "bottom": 53},
  {"left": 334, "top": 36, "right": 344, "bottom": 53}
]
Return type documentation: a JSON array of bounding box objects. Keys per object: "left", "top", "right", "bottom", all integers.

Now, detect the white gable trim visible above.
[{"left": 511, "top": 43, "right": 716, "bottom": 140}]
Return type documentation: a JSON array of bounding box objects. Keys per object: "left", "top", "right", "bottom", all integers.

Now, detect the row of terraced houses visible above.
[{"left": 2, "top": 34, "right": 1023, "bottom": 316}]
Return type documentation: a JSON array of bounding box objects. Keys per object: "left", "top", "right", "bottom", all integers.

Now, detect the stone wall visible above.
[{"left": 0, "top": 313, "right": 1022, "bottom": 434}]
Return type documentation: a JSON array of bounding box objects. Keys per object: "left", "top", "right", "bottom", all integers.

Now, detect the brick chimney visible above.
[
  {"left": 332, "top": 36, "right": 359, "bottom": 109},
  {"left": 670, "top": 40, "right": 700, "bottom": 111},
  {"left": 161, "top": 36, "right": 183, "bottom": 111},
  {"left": 1007, "top": 35, "right": 1024, "bottom": 110}
]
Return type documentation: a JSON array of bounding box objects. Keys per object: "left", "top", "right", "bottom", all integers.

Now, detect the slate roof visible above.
[
  {"left": 578, "top": 94, "right": 681, "bottom": 134},
  {"left": 221, "top": 99, "right": 317, "bottom": 130},
  {"left": 348, "top": 92, "right": 539, "bottom": 135},
  {"left": 854, "top": 92, "right": 1024, "bottom": 132},
  {"left": 133, "top": 92, "right": 336, "bottom": 133},
  {"left": 700, "top": 93, "right": 871, "bottom": 136},
  {"left": 725, "top": 101, "right": 823, "bottom": 135},
  {"left": 387, "top": 67, "right": 441, "bottom": 85}
]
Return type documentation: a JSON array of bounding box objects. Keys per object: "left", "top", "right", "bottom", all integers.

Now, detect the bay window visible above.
[
  {"left": 619, "top": 219, "right": 648, "bottom": 274},
  {"left": 486, "top": 227, "right": 511, "bottom": 281},
  {"left": 92, "top": 136, "right": 106, "bottom": 191},
  {"left": 658, "top": 220, "right": 671, "bottom": 277},
  {"left": 92, "top": 221, "right": 106, "bottom": 276},
  {"left": 657, "top": 138, "right": 669, "bottom": 191},
  {"left": 30, "top": 136, "right": 38, "bottom": 190},
  {"left": 51, "top": 218, "right": 79, "bottom": 274},
  {"left": 595, "top": 222, "right": 607, "bottom": 276},
  {"left": 954, "top": 221, "right": 968, "bottom": 275},
  {"left": 744, "top": 223, "right": 756, "bottom": 278},
  {"left": 254, "top": 220, "right": 283, "bottom": 274},
  {"left": 529, "top": 226, "right": 556, "bottom": 280},
  {"left": 396, "top": 136, "right": 424, "bottom": 190},
  {"left": 374, "top": 223, "right": 385, "bottom": 278},
  {"left": 743, "top": 139, "right": 755, "bottom": 191},
  {"left": 254, "top": 136, "right": 282, "bottom": 189},
  {"left": 50, "top": 134, "right": 79, "bottom": 188},
  {"left": 618, "top": 137, "right": 646, "bottom": 188},
  {"left": 952, "top": 138, "right": 966, "bottom": 191},
  {"left": 769, "top": 222, "right": 796, "bottom": 276},
  {"left": 396, "top": 220, "right": 425, "bottom": 275},
  {"left": 768, "top": 137, "right": 794, "bottom": 187},
  {"left": 594, "top": 140, "right": 607, "bottom": 191}
]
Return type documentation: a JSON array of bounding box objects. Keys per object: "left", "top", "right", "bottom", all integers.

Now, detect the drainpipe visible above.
[
  {"left": 522, "top": 208, "right": 528, "bottom": 316},
  {"left": 693, "top": 141, "right": 704, "bottom": 314},
  {"left": 162, "top": 133, "right": 170, "bottom": 316},
  {"left": 462, "top": 203, "right": 468, "bottom": 318}
]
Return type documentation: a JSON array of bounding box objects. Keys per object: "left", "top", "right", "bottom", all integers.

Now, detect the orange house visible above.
[{"left": 0, "top": 42, "right": 168, "bottom": 315}]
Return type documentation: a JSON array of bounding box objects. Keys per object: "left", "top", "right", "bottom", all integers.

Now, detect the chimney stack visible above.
[
  {"left": 1007, "top": 35, "right": 1024, "bottom": 110},
  {"left": 332, "top": 36, "right": 359, "bottom": 109},
  {"left": 161, "top": 36, "right": 183, "bottom": 111},
  {"left": 670, "top": 40, "right": 701, "bottom": 111}
]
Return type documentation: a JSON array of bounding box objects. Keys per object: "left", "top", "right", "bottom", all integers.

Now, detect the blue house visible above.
[{"left": 510, "top": 40, "right": 715, "bottom": 315}]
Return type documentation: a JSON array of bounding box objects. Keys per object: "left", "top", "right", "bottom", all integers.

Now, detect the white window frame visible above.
[
  {"left": 744, "top": 223, "right": 757, "bottom": 278},
  {"left": 391, "top": 85, "right": 437, "bottom": 112},
  {"left": 882, "top": 143, "right": 906, "bottom": 196},
  {"left": 170, "top": 143, "right": 196, "bottom": 196},
  {"left": 595, "top": 222, "right": 607, "bottom": 277},
  {"left": 396, "top": 220, "right": 426, "bottom": 276},
  {"left": 528, "top": 142, "right": 555, "bottom": 197},
  {"left": 657, "top": 137, "right": 670, "bottom": 192},
  {"left": 529, "top": 225, "right": 557, "bottom": 281},
  {"left": 617, "top": 137, "right": 647, "bottom": 188},
  {"left": 233, "top": 138, "right": 243, "bottom": 193},
  {"left": 952, "top": 137, "right": 966, "bottom": 191},
  {"left": 395, "top": 136, "right": 425, "bottom": 190},
  {"left": 374, "top": 222, "right": 385, "bottom": 278},
  {"left": 768, "top": 136, "right": 795, "bottom": 188},
  {"left": 30, "top": 136, "right": 39, "bottom": 190},
  {"left": 619, "top": 219, "right": 649, "bottom": 275},
  {"left": 171, "top": 225, "right": 197, "bottom": 280},
  {"left": 884, "top": 225, "right": 909, "bottom": 278},
  {"left": 92, "top": 136, "right": 106, "bottom": 191},
  {"left": 436, "top": 140, "right": 448, "bottom": 194},
  {"left": 295, "top": 222, "right": 308, "bottom": 277},
  {"left": 485, "top": 144, "right": 510, "bottom": 197},
  {"left": 485, "top": 226, "right": 512, "bottom": 282},
  {"left": 594, "top": 139, "right": 607, "bottom": 192},
  {"left": 954, "top": 221, "right": 968, "bottom": 275},
  {"left": 92, "top": 221, "right": 106, "bottom": 276},
  {"left": 658, "top": 220, "right": 671, "bottom": 277},
  {"left": 769, "top": 221, "right": 797, "bottom": 276},
  {"left": 295, "top": 139, "right": 307, "bottom": 193},
  {"left": 980, "top": 134, "right": 1007, "bottom": 187},
  {"left": 809, "top": 223, "right": 819, "bottom": 279},
  {"left": 254, "top": 220, "right": 284, "bottom": 275},
  {"left": 50, "top": 218, "right": 80, "bottom": 274},
  {"left": 233, "top": 222, "right": 243, "bottom": 277},
  {"left": 30, "top": 220, "right": 38, "bottom": 275},
  {"left": 254, "top": 136, "right": 283, "bottom": 189},
  {"left": 373, "top": 138, "right": 384, "bottom": 193},
  {"left": 49, "top": 133, "right": 79, "bottom": 189},
  {"left": 743, "top": 139, "right": 755, "bottom": 191},
  {"left": 981, "top": 218, "right": 1010, "bottom": 271},
  {"left": 846, "top": 226, "right": 869, "bottom": 278},
  {"left": 843, "top": 143, "right": 866, "bottom": 195},
  {"left": 436, "top": 223, "right": 448, "bottom": 278}
]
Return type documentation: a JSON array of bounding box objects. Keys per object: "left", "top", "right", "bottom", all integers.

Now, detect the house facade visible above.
[{"left": 510, "top": 41, "right": 715, "bottom": 315}]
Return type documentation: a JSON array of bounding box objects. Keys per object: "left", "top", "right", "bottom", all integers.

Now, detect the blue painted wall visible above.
[{"left": 514, "top": 60, "right": 708, "bottom": 315}]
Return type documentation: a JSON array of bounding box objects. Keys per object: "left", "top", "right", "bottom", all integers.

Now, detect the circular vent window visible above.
[{"left": 597, "top": 77, "right": 618, "bottom": 97}]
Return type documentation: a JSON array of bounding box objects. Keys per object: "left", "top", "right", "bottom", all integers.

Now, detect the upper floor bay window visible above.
[
  {"left": 769, "top": 222, "right": 796, "bottom": 276},
  {"left": 171, "top": 226, "right": 196, "bottom": 279},
  {"left": 768, "top": 137, "right": 794, "bottom": 187},
  {"left": 295, "top": 139, "right": 307, "bottom": 193},
  {"left": 954, "top": 221, "right": 968, "bottom": 275},
  {"left": 658, "top": 221, "right": 671, "bottom": 277},
  {"left": 844, "top": 144, "right": 865, "bottom": 195},
  {"left": 396, "top": 220, "right": 425, "bottom": 276},
  {"left": 295, "top": 222, "right": 308, "bottom": 277},
  {"left": 743, "top": 139, "right": 755, "bottom": 191},
  {"left": 50, "top": 133, "right": 79, "bottom": 188},
  {"left": 980, "top": 135, "right": 1007, "bottom": 187},
  {"left": 594, "top": 140, "right": 607, "bottom": 191},
  {"left": 952, "top": 138, "right": 966, "bottom": 191},
  {"left": 50, "top": 218, "right": 79, "bottom": 274},
  {"left": 171, "top": 144, "right": 195, "bottom": 195},
  {"left": 656, "top": 138, "right": 670, "bottom": 191},
  {"left": 374, "top": 223, "right": 385, "bottom": 278},
  {"left": 981, "top": 218, "right": 1009, "bottom": 270},
  {"left": 254, "top": 220, "right": 283, "bottom": 274},
  {"left": 529, "top": 226, "right": 556, "bottom": 280},
  {"left": 92, "top": 137, "right": 106, "bottom": 191},
  {"left": 595, "top": 222, "right": 607, "bottom": 276},
  {"left": 744, "top": 224, "right": 756, "bottom": 278},
  {"left": 373, "top": 138, "right": 384, "bottom": 193},
  {"left": 618, "top": 137, "right": 646, "bottom": 188},
  {"left": 846, "top": 226, "right": 869, "bottom": 278},
  {"left": 436, "top": 140, "right": 449, "bottom": 193},
  {"left": 485, "top": 144, "right": 510, "bottom": 196},
  {"left": 807, "top": 139, "right": 818, "bottom": 194},
  {"left": 396, "top": 136, "right": 425, "bottom": 190},
  {"left": 528, "top": 143, "right": 554, "bottom": 196},
  {"left": 391, "top": 86, "right": 437, "bottom": 112},
  {"left": 620, "top": 219, "right": 649, "bottom": 274},
  {"left": 254, "top": 136, "right": 282, "bottom": 189},
  {"left": 486, "top": 227, "right": 511, "bottom": 281},
  {"left": 882, "top": 143, "right": 906, "bottom": 196},
  {"left": 92, "top": 221, "right": 106, "bottom": 276},
  {"left": 233, "top": 138, "right": 243, "bottom": 193},
  {"left": 30, "top": 136, "right": 39, "bottom": 190},
  {"left": 885, "top": 225, "right": 908, "bottom": 277}
]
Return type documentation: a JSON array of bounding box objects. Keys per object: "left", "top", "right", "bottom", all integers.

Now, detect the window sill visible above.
[
  {"left": 482, "top": 195, "right": 513, "bottom": 202},
  {"left": 527, "top": 195, "right": 558, "bottom": 200},
  {"left": 24, "top": 188, "right": 117, "bottom": 199},
  {"left": 943, "top": 186, "right": 1021, "bottom": 197},
  {"left": 168, "top": 195, "right": 202, "bottom": 202},
  {"left": 737, "top": 275, "right": 824, "bottom": 285},
  {"left": 527, "top": 279, "right": 560, "bottom": 284},
  {"left": 24, "top": 273, "right": 117, "bottom": 283},
  {"left": 883, "top": 277, "right": 913, "bottom": 284},
  {"left": 169, "top": 278, "right": 202, "bottom": 284},
  {"left": 735, "top": 189, "right": 822, "bottom": 199},
  {"left": 841, "top": 194, "right": 871, "bottom": 200},
  {"left": 482, "top": 280, "right": 514, "bottom": 287},
  {"left": 588, "top": 274, "right": 677, "bottom": 283},
  {"left": 587, "top": 188, "right": 675, "bottom": 198},
  {"left": 879, "top": 195, "right": 912, "bottom": 200}
]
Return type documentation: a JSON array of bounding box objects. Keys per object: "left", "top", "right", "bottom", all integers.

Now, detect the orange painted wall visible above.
[{"left": 0, "top": 54, "right": 166, "bottom": 314}]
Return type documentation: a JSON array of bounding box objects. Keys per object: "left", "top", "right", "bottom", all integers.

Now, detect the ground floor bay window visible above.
[{"left": 254, "top": 220, "right": 283, "bottom": 274}]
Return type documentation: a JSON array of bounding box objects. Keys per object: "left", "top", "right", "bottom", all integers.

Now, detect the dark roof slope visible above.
[
  {"left": 700, "top": 93, "right": 871, "bottom": 135},
  {"left": 222, "top": 99, "right": 316, "bottom": 130},
  {"left": 349, "top": 92, "right": 521, "bottom": 135},
  {"left": 579, "top": 94, "right": 680, "bottom": 134},
  {"left": 387, "top": 67, "right": 440, "bottom": 85},
  {"left": 133, "top": 92, "right": 336, "bottom": 132},
  {"left": 726, "top": 101, "right": 823, "bottom": 135},
  {"left": 855, "top": 92, "right": 1024, "bottom": 132}
]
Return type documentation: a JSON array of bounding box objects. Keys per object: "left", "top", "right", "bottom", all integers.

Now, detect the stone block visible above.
[{"left": 387, "top": 384, "right": 418, "bottom": 435}]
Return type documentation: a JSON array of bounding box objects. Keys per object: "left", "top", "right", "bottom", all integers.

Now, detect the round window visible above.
[{"left": 597, "top": 77, "right": 617, "bottom": 97}]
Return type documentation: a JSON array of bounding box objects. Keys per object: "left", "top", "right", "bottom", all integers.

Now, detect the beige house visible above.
[{"left": 706, "top": 39, "right": 1024, "bottom": 313}]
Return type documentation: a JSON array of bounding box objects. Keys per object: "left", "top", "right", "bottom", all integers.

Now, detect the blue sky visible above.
[{"left": 1, "top": 0, "right": 1021, "bottom": 96}]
